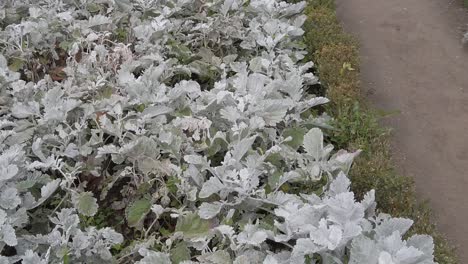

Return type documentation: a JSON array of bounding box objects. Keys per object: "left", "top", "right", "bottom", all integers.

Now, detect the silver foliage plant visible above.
[{"left": 0, "top": 0, "right": 436, "bottom": 263}]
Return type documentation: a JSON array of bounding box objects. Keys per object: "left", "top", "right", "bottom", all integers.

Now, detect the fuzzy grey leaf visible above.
[
  {"left": 72, "top": 192, "right": 99, "bottom": 217},
  {"left": 0, "top": 164, "right": 18, "bottom": 181},
  {"left": 231, "top": 136, "right": 257, "bottom": 161},
  {"left": 199, "top": 202, "right": 223, "bottom": 219},
  {"left": 199, "top": 177, "right": 224, "bottom": 198},
  {"left": 1, "top": 223, "right": 17, "bottom": 246},
  {"left": 303, "top": 128, "right": 323, "bottom": 161},
  {"left": 374, "top": 217, "right": 414, "bottom": 239},
  {"left": 0, "top": 187, "right": 21, "bottom": 209}
]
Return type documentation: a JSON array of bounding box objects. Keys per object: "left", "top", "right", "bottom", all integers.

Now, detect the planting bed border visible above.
[{"left": 302, "top": 0, "right": 458, "bottom": 262}]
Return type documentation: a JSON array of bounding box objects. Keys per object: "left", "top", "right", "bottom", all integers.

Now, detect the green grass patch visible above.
[{"left": 304, "top": 1, "right": 458, "bottom": 263}]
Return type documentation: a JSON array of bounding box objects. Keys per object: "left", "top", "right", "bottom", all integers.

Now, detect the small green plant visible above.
[{"left": 329, "top": 103, "right": 385, "bottom": 152}]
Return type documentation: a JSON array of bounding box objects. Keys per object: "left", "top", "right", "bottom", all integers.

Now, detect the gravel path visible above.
[{"left": 336, "top": 0, "right": 468, "bottom": 261}]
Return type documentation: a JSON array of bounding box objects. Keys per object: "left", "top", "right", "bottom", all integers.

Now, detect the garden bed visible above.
[{"left": 0, "top": 0, "right": 454, "bottom": 263}]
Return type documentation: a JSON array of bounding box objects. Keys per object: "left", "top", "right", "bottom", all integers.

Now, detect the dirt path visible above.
[{"left": 335, "top": 0, "right": 468, "bottom": 261}]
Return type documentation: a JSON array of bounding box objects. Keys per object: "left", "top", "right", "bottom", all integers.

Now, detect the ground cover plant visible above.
[{"left": 0, "top": 0, "right": 439, "bottom": 263}]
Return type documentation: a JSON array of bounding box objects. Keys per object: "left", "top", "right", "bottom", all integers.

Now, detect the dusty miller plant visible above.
[{"left": 0, "top": 0, "right": 437, "bottom": 263}]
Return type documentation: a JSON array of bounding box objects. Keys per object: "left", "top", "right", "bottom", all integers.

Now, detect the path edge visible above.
[{"left": 302, "top": 0, "right": 458, "bottom": 262}]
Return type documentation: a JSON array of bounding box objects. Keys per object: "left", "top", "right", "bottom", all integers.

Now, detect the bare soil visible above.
[{"left": 336, "top": 0, "right": 468, "bottom": 261}]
